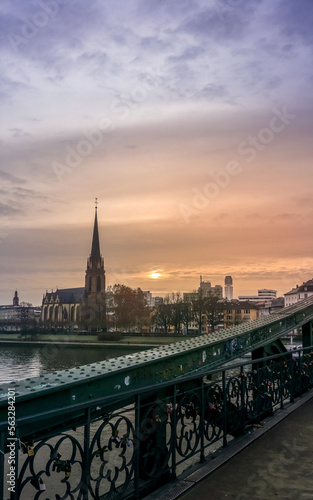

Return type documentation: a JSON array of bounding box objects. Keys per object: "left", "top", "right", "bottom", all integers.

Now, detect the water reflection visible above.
[
  {"left": 0, "top": 344, "right": 144, "bottom": 384},
  {"left": 0, "top": 345, "right": 42, "bottom": 383}
]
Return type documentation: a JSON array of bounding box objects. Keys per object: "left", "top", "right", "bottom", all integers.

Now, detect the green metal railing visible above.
[
  {"left": 0, "top": 346, "right": 313, "bottom": 499},
  {"left": 1, "top": 296, "right": 313, "bottom": 499}
]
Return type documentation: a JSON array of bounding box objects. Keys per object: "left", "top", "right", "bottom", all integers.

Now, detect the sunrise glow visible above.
[{"left": 150, "top": 271, "right": 162, "bottom": 280}]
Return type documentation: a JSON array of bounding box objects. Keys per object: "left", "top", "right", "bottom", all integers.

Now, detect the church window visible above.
[
  {"left": 71, "top": 306, "right": 75, "bottom": 322},
  {"left": 97, "top": 276, "right": 102, "bottom": 292}
]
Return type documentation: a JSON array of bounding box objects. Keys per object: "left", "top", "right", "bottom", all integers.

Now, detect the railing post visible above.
[
  {"left": 289, "top": 353, "right": 294, "bottom": 403},
  {"left": 299, "top": 347, "right": 303, "bottom": 394},
  {"left": 256, "top": 366, "right": 261, "bottom": 424},
  {"left": 280, "top": 358, "right": 284, "bottom": 410},
  {"left": 302, "top": 321, "right": 313, "bottom": 348},
  {"left": 82, "top": 408, "right": 91, "bottom": 500},
  {"left": 135, "top": 394, "right": 141, "bottom": 500},
  {"left": 240, "top": 365, "right": 246, "bottom": 431},
  {"left": 222, "top": 370, "right": 227, "bottom": 448},
  {"left": 200, "top": 377, "right": 205, "bottom": 463},
  {"left": 171, "top": 385, "right": 177, "bottom": 477}
]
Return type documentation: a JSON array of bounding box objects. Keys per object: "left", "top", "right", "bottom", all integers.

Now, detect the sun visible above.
[{"left": 149, "top": 271, "right": 162, "bottom": 279}]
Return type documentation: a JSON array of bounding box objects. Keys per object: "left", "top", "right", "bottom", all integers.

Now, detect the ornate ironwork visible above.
[{"left": 3, "top": 347, "right": 313, "bottom": 499}]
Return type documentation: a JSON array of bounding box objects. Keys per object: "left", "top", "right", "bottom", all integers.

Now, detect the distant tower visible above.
[
  {"left": 224, "top": 276, "right": 233, "bottom": 300},
  {"left": 199, "top": 277, "right": 212, "bottom": 295},
  {"left": 13, "top": 290, "right": 19, "bottom": 307},
  {"left": 85, "top": 199, "right": 106, "bottom": 296}
]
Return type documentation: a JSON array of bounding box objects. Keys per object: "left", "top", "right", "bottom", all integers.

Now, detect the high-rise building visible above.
[
  {"left": 199, "top": 276, "right": 223, "bottom": 299},
  {"left": 224, "top": 276, "right": 233, "bottom": 300}
]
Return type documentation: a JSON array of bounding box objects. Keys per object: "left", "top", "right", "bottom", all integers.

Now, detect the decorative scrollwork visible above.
[
  {"left": 18, "top": 434, "right": 84, "bottom": 499},
  {"left": 204, "top": 384, "right": 223, "bottom": 442},
  {"left": 89, "top": 412, "right": 136, "bottom": 499},
  {"left": 176, "top": 391, "right": 201, "bottom": 460},
  {"left": 4, "top": 349, "right": 313, "bottom": 499}
]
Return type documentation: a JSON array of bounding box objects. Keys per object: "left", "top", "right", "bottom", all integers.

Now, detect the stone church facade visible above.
[{"left": 41, "top": 205, "right": 106, "bottom": 329}]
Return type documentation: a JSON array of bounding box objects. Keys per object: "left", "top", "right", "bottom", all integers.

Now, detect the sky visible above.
[{"left": 0, "top": 0, "right": 313, "bottom": 305}]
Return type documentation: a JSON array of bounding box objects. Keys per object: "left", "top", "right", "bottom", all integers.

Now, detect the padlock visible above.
[
  {"left": 121, "top": 434, "right": 130, "bottom": 448},
  {"left": 39, "top": 478, "right": 46, "bottom": 491},
  {"left": 166, "top": 404, "right": 173, "bottom": 414},
  {"left": 64, "top": 462, "right": 71, "bottom": 478},
  {"left": 111, "top": 429, "right": 120, "bottom": 445},
  {"left": 31, "top": 477, "right": 45, "bottom": 491},
  {"left": 20, "top": 442, "right": 27, "bottom": 454},
  {"left": 27, "top": 446, "right": 35, "bottom": 457}
]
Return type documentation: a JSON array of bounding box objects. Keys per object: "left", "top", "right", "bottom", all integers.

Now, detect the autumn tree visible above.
[
  {"left": 151, "top": 295, "right": 172, "bottom": 333},
  {"left": 191, "top": 289, "right": 206, "bottom": 333},
  {"left": 181, "top": 298, "right": 193, "bottom": 334},
  {"left": 112, "top": 284, "right": 149, "bottom": 332},
  {"left": 203, "top": 292, "right": 226, "bottom": 332}
]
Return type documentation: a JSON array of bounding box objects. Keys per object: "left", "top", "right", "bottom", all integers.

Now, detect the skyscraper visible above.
[{"left": 224, "top": 276, "right": 233, "bottom": 300}]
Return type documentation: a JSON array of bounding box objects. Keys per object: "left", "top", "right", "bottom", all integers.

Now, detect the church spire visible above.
[
  {"left": 90, "top": 198, "right": 101, "bottom": 265},
  {"left": 85, "top": 199, "right": 106, "bottom": 296}
]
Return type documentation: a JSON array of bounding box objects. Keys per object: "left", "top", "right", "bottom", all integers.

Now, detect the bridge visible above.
[{"left": 0, "top": 296, "right": 313, "bottom": 499}]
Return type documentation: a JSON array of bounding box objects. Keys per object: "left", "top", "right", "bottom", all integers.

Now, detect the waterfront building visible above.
[
  {"left": 284, "top": 279, "right": 313, "bottom": 307},
  {"left": 0, "top": 291, "right": 40, "bottom": 330},
  {"left": 41, "top": 204, "right": 106, "bottom": 329},
  {"left": 258, "top": 297, "right": 284, "bottom": 317},
  {"left": 238, "top": 289, "right": 277, "bottom": 303},
  {"left": 224, "top": 301, "right": 260, "bottom": 327}
]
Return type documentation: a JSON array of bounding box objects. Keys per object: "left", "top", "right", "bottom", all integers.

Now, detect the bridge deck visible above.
[
  {"left": 170, "top": 395, "right": 313, "bottom": 500},
  {"left": 1, "top": 295, "right": 313, "bottom": 440}
]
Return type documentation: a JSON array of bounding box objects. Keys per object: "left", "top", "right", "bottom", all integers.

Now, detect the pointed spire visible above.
[
  {"left": 90, "top": 199, "right": 101, "bottom": 264},
  {"left": 13, "top": 290, "right": 19, "bottom": 307}
]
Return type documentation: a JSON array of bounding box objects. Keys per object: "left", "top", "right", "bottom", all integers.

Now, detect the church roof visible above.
[
  {"left": 57, "top": 287, "right": 85, "bottom": 303},
  {"left": 45, "top": 287, "right": 85, "bottom": 304}
]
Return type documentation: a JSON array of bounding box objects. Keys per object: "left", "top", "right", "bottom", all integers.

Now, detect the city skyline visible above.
[{"left": 1, "top": 1, "right": 313, "bottom": 305}]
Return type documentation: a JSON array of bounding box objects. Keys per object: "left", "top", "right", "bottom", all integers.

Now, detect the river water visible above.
[{"left": 0, "top": 343, "right": 144, "bottom": 384}]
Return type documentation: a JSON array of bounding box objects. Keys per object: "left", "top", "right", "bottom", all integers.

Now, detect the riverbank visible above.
[{"left": 0, "top": 332, "right": 185, "bottom": 348}]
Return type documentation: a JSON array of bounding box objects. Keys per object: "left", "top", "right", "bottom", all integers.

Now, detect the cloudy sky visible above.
[{"left": 0, "top": 0, "right": 313, "bottom": 305}]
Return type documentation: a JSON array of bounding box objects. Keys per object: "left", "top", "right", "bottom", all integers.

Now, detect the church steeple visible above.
[
  {"left": 85, "top": 199, "right": 105, "bottom": 296},
  {"left": 90, "top": 200, "right": 101, "bottom": 266},
  {"left": 13, "top": 290, "right": 19, "bottom": 307}
]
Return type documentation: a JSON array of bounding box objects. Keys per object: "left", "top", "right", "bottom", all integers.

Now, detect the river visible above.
[{"left": 0, "top": 343, "right": 144, "bottom": 384}]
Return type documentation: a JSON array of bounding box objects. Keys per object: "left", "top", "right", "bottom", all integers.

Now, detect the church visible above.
[{"left": 41, "top": 203, "right": 106, "bottom": 330}]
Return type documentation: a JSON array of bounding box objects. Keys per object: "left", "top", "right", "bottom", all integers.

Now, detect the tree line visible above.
[
  {"left": 151, "top": 290, "right": 225, "bottom": 334},
  {"left": 109, "top": 286, "right": 225, "bottom": 334}
]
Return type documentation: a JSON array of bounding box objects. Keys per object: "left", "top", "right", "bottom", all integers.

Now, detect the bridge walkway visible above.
[{"left": 148, "top": 393, "right": 313, "bottom": 500}]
